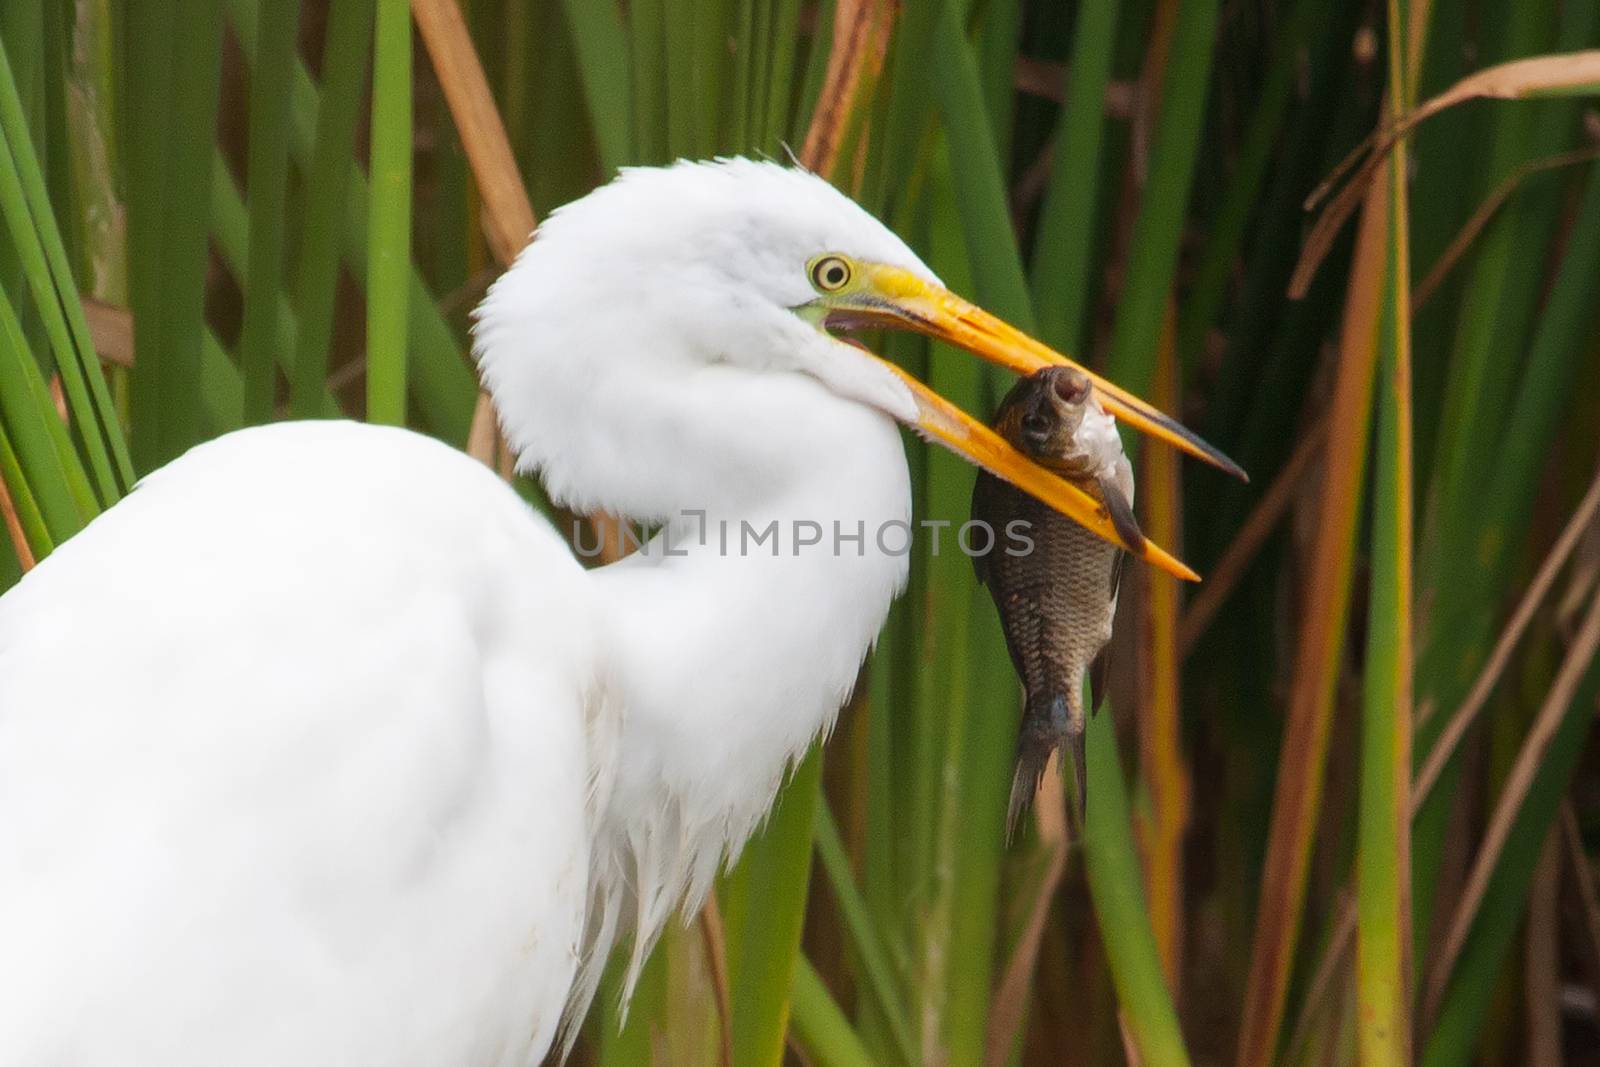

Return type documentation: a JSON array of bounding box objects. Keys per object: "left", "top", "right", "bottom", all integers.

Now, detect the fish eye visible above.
[
  {"left": 809, "top": 255, "right": 853, "bottom": 293},
  {"left": 1021, "top": 412, "right": 1051, "bottom": 437}
]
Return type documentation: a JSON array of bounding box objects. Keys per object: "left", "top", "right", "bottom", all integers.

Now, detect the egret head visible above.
[{"left": 474, "top": 159, "right": 1235, "bottom": 577}]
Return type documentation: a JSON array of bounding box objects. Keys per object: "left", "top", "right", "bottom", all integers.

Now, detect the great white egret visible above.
[{"left": 0, "top": 159, "right": 1236, "bottom": 1065}]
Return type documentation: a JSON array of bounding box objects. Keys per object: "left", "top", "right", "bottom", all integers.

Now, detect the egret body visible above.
[{"left": 0, "top": 160, "right": 1229, "bottom": 1065}]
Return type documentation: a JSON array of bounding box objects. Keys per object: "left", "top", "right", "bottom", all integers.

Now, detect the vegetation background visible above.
[{"left": 1, "top": 0, "right": 1598, "bottom": 1064}]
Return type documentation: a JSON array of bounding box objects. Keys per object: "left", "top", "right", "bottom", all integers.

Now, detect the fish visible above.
[{"left": 971, "top": 366, "right": 1144, "bottom": 837}]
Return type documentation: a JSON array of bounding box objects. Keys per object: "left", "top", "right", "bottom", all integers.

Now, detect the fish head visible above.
[{"left": 1010, "top": 367, "right": 1093, "bottom": 465}]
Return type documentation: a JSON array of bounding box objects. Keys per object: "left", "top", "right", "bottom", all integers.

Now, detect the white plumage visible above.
[
  {"left": 0, "top": 159, "right": 1212, "bottom": 1065},
  {"left": 0, "top": 161, "right": 930, "bottom": 1065}
]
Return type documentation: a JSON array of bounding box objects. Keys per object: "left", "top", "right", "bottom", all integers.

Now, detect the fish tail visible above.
[{"left": 1008, "top": 691, "right": 1072, "bottom": 841}]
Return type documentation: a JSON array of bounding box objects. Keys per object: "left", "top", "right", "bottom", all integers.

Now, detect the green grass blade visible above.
[
  {"left": 694, "top": 0, "right": 732, "bottom": 153},
  {"left": 1422, "top": 3, "right": 1559, "bottom": 557},
  {"left": 120, "top": 0, "right": 175, "bottom": 463},
  {"left": 976, "top": 0, "right": 1020, "bottom": 160},
  {"left": 266, "top": 0, "right": 372, "bottom": 419},
  {"left": 0, "top": 279, "right": 96, "bottom": 539},
  {"left": 762, "top": 0, "right": 803, "bottom": 153},
  {"left": 865, "top": 1, "right": 935, "bottom": 218},
  {"left": 341, "top": 200, "right": 478, "bottom": 442},
  {"left": 863, "top": 535, "right": 916, "bottom": 1063},
  {"left": 0, "top": 0, "right": 42, "bottom": 146},
  {"left": 942, "top": 591, "right": 1017, "bottom": 1067},
  {"left": 747, "top": 0, "right": 772, "bottom": 148},
  {"left": 1475, "top": 164, "right": 1600, "bottom": 559},
  {"left": 36, "top": 2, "right": 74, "bottom": 269},
  {"left": 731, "top": 0, "right": 755, "bottom": 150},
  {"left": 928, "top": 0, "right": 1032, "bottom": 329},
  {"left": 1102, "top": 0, "right": 1219, "bottom": 391},
  {"left": 631, "top": 0, "right": 667, "bottom": 162},
  {"left": 726, "top": 747, "right": 824, "bottom": 1067},
  {"left": 789, "top": 955, "right": 878, "bottom": 1067},
  {"left": 815, "top": 798, "right": 917, "bottom": 1065},
  {"left": 1029, "top": 0, "right": 1122, "bottom": 354},
  {"left": 1355, "top": 10, "right": 1416, "bottom": 1052},
  {"left": 664, "top": 0, "right": 698, "bottom": 158},
  {"left": 0, "top": 412, "right": 52, "bottom": 561},
  {"left": 236, "top": 0, "right": 299, "bottom": 425},
  {"left": 1082, "top": 711, "right": 1193, "bottom": 1067},
  {"left": 199, "top": 328, "right": 245, "bottom": 435},
  {"left": 126, "top": 0, "right": 225, "bottom": 471},
  {"left": 557, "top": 0, "right": 633, "bottom": 172},
  {"left": 366, "top": 0, "right": 411, "bottom": 426}
]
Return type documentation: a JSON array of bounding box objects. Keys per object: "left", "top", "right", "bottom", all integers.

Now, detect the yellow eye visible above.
[{"left": 810, "top": 255, "right": 853, "bottom": 293}]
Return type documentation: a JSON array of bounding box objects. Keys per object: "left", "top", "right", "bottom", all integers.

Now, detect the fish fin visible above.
[
  {"left": 1061, "top": 726, "right": 1087, "bottom": 824},
  {"left": 1109, "top": 548, "right": 1126, "bottom": 603},
  {"left": 1089, "top": 650, "right": 1110, "bottom": 716},
  {"left": 1097, "top": 475, "right": 1146, "bottom": 555}
]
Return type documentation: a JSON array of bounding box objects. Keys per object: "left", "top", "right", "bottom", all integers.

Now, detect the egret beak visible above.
[
  {"left": 846, "top": 264, "right": 1247, "bottom": 481},
  {"left": 825, "top": 264, "right": 1245, "bottom": 582}
]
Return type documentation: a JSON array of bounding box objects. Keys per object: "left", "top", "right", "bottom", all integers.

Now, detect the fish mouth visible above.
[{"left": 817, "top": 263, "right": 1246, "bottom": 582}]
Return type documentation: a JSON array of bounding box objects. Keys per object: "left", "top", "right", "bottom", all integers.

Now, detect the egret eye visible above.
[{"left": 810, "top": 255, "right": 853, "bottom": 293}]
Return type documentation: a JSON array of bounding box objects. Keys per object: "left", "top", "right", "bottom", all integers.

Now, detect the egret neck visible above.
[{"left": 588, "top": 367, "right": 910, "bottom": 979}]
